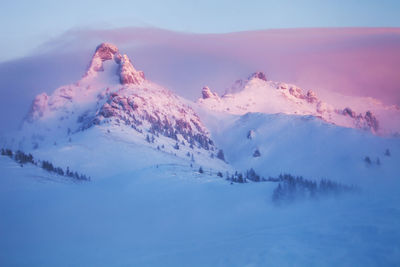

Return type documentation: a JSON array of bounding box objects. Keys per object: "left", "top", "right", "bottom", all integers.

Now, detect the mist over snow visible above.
[
  {"left": 1, "top": 27, "right": 400, "bottom": 131},
  {"left": 1, "top": 28, "right": 400, "bottom": 267}
]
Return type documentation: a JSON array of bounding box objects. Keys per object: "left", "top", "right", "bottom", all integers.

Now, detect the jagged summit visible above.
[
  {"left": 223, "top": 71, "right": 268, "bottom": 95},
  {"left": 84, "top": 43, "right": 120, "bottom": 76},
  {"left": 93, "top": 43, "right": 119, "bottom": 61},
  {"left": 83, "top": 42, "right": 144, "bottom": 86}
]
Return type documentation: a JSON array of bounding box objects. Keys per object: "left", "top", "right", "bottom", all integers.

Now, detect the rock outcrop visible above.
[
  {"left": 84, "top": 42, "right": 145, "bottom": 86},
  {"left": 202, "top": 86, "right": 219, "bottom": 100},
  {"left": 249, "top": 72, "right": 267, "bottom": 81}
]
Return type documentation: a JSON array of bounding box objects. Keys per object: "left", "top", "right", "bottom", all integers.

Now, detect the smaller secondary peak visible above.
[
  {"left": 202, "top": 86, "right": 219, "bottom": 99},
  {"left": 119, "top": 54, "right": 145, "bottom": 85},
  {"left": 249, "top": 71, "right": 267, "bottom": 81}
]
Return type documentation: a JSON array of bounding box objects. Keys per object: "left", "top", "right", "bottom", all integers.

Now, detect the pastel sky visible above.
[{"left": 1, "top": 0, "right": 400, "bottom": 61}]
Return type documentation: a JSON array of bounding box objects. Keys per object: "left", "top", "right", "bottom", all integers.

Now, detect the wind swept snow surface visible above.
[{"left": 1, "top": 155, "right": 400, "bottom": 266}]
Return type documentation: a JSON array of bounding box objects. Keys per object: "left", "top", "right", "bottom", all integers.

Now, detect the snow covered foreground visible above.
[
  {"left": 1, "top": 153, "right": 400, "bottom": 267},
  {"left": 1, "top": 43, "right": 400, "bottom": 266}
]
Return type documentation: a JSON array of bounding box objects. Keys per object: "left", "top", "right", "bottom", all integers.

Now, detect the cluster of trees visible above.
[
  {"left": 225, "top": 168, "right": 267, "bottom": 183},
  {"left": 201, "top": 166, "right": 358, "bottom": 204},
  {"left": 145, "top": 129, "right": 224, "bottom": 162},
  {"left": 147, "top": 118, "right": 214, "bottom": 151},
  {"left": 1, "top": 148, "right": 90, "bottom": 181},
  {"left": 2, "top": 149, "right": 35, "bottom": 165},
  {"left": 42, "top": 160, "right": 65, "bottom": 176},
  {"left": 272, "top": 174, "right": 358, "bottom": 205},
  {"left": 1, "top": 148, "right": 14, "bottom": 158},
  {"left": 364, "top": 156, "right": 381, "bottom": 166},
  {"left": 364, "top": 149, "right": 391, "bottom": 166}
]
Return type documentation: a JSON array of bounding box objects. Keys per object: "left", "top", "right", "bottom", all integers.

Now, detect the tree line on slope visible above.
[
  {"left": 272, "top": 174, "right": 358, "bottom": 205},
  {"left": 1, "top": 148, "right": 91, "bottom": 181},
  {"left": 197, "top": 166, "right": 358, "bottom": 204}
]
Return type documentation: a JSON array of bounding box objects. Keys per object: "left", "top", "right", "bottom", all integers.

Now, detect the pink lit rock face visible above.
[
  {"left": 84, "top": 42, "right": 145, "bottom": 85},
  {"left": 24, "top": 43, "right": 216, "bottom": 152}
]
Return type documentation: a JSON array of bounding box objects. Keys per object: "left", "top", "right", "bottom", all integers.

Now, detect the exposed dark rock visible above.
[{"left": 249, "top": 71, "right": 267, "bottom": 81}]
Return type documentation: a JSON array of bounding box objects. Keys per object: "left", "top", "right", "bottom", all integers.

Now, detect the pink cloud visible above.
[{"left": 1, "top": 27, "right": 399, "bottom": 131}]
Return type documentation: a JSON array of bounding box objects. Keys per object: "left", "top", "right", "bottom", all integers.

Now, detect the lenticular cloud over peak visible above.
[{"left": 1, "top": 27, "right": 400, "bottom": 131}]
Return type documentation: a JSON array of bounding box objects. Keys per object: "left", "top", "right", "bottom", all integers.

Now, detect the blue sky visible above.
[{"left": 1, "top": 0, "right": 400, "bottom": 61}]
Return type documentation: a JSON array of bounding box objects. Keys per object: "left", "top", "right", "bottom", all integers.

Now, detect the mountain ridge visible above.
[{"left": 197, "top": 72, "right": 399, "bottom": 135}]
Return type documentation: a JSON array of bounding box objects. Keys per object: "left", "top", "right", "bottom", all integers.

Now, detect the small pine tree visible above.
[
  {"left": 237, "top": 173, "right": 244, "bottom": 183},
  {"left": 66, "top": 167, "right": 73, "bottom": 177},
  {"left": 199, "top": 167, "right": 204, "bottom": 174},
  {"left": 253, "top": 149, "right": 261, "bottom": 157},
  {"left": 364, "top": 156, "right": 372, "bottom": 165},
  {"left": 217, "top": 149, "right": 225, "bottom": 161},
  {"left": 385, "top": 149, "right": 391, "bottom": 157},
  {"left": 173, "top": 142, "right": 180, "bottom": 150}
]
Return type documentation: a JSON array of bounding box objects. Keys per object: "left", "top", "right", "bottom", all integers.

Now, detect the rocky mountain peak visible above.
[
  {"left": 202, "top": 86, "right": 219, "bottom": 99},
  {"left": 25, "top": 43, "right": 218, "bottom": 153},
  {"left": 94, "top": 43, "right": 119, "bottom": 61},
  {"left": 83, "top": 43, "right": 145, "bottom": 85}
]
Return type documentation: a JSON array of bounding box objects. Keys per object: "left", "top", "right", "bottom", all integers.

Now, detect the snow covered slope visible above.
[
  {"left": 198, "top": 72, "right": 400, "bottom": 136},
  {"left": 205, "top": 112, "right": 400, "bottom": 184},
  {"left": 1, "top": 147, "right": 400, "bottom": 266}
]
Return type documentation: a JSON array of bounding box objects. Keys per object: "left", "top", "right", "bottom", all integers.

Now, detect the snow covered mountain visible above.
[
  {"left": 10, "top": 43, "right": 230, "bottom": 170},
  {"left": 26, "top": 43, "right": 212, "bottom": 148},
  {"left": 208, "top": 112, "right": 399, "bottom": 183},
  {"left": 198, "top": 72, "right": 400, "bottom": 136},
  {"left": 1, "top": 43, "right": 397, "bottom": 180},
  {"left": 1, "top": 41, "right": 400, "bottom": 267}
]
